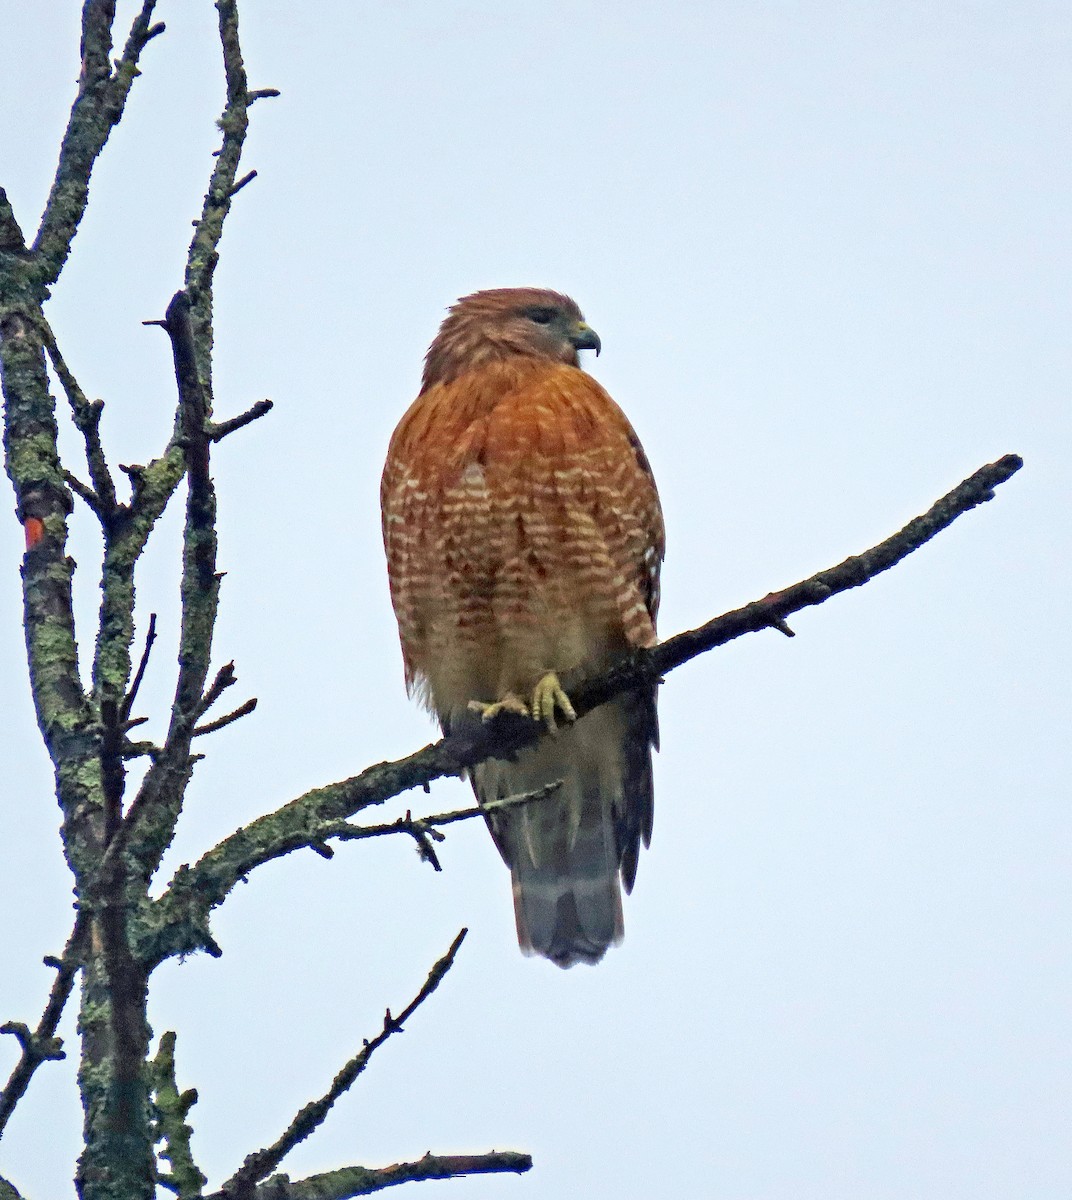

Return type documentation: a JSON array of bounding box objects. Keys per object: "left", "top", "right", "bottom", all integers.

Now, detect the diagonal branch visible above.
[
  {"left": 0, "top": 915, "right": 86, "bottom": 1140},
  {"left": 122, "top": 612, "right": 158, "bottom": 723},
  {"left": 33, "top": 1, "right": 164, "bottom": 288},
  {"left": 312, "top": 781, "right": 566, "bottom": 871},
  {"left": 39, "top": 318, "right": 118, "bottom": 521},
  {"left": 212, "top": 1152, "right": 533, "bottom": 1200},
  {"left": 218, "top": 931, "right": 469, "bottom": 1198},
  {"left": 139, "top": 454, "right": 1023, "bottom": 966},
  {"left": 207, "top": 398, "right": 273, "bottom": 442}
]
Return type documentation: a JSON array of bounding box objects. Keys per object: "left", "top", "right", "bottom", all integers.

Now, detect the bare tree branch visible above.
[
  {"left": 218, "top": 931, "right": 470, "bottom": 1198},
  {"left": 214, "top": 1152, "right": 533, "bottom": 1200},
  {"left": 40, "top": 320, "right": 118, "bottom": 521},
  {"left": 192, "top": 698, "right": 258, "bottom": 738},
  {"left": 33, "top": 1, "right": 164, "bottom": 288},
  {"left": 122, "top": 612, "right": 158, "bottom": 723},
  {"left": 141, "top": 453, "right": 1022, "bottom": 966},
  {"left": 0, "top": 916, "right": 85, "bottom": 1139},
  {"left": 207, "top": 398, "right": 273, "bottom": 442},
  {"left": 185, "top": 0, "right": 261, "bottom": 380},
  {"left": 116, "top": 292, "right": 219, "bottom": 891},
  {"left": 312, "top": 781, "right": 566, "bottom": 870}
]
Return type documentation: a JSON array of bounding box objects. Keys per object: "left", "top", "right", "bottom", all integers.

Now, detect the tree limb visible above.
[
  {"left": 185, "top": 0, "right": 260, "bottom": 381},
  {"left": 33, "top": 1, "right": 164, "bottom": 288},
  {"left": 214, "top": 1152, "right": 533, "bottom": 1200},
  {"left": 313, "top": 781, "right": 565, "bottom": 870},
  {"left": 139, "top": 453, "right": 1022, "bottom": 966},
  {"left": 40, "top": 318, "right": 118, "bottom": 521},
  {"left": 218, "top": 930, "right": 469, "bottom": 1199},
  {"left": 0, "top": 915, "right": 86, "bottom": 1140},
  {"left": 112, "top": 293, "right": 219, "bottom": 888}
]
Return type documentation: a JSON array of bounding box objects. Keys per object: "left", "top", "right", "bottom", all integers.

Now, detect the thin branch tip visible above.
[
  {"left": 208, "top": 398, "right": 274, "bottom": 441},
  {"left": 219, "top": 928, "right": 470, "bottom": 1192},
  {"left": 230, "top": 170, "right": 257, "bottom": 197}
]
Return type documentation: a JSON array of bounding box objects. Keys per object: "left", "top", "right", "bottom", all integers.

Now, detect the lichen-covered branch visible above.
[
  {"left": 219, "top": 931, "right": 468, "bottom": 1198},
  {"left": 117, "top": 292, "right": 219, "bottom": 892},
  {"left": 210, "top": 1152, "right": 533, "bottom": 1200},
  {"left": 142, "top": 454, "right": 1022, "bottom": 966},
  {"left": 0, "top": 187, "right": 28, "bottom": 254},
  {"left": 0, "top": 1174, "right": 25, "bottom": 1200},
  {"left": 185, "top": 0, "right": 266, "bottom": 387},
  {"left": 32, "top": 1, "right": 164, "bottom": 289},
  {"left": 150, "top": 1032, "right": 208, "bottom": 1199},
  {"left": 0, "top": 307, "right": 101, "bottom": 876}
]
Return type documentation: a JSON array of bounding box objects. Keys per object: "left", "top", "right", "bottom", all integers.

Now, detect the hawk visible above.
[{"left": 381, "top": 288, "right": 664, "bottom": 967}]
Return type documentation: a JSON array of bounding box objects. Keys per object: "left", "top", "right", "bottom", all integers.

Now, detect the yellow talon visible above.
[
  {"left": 468, "top": 693, "right": 530, "bottom": 722},
  {"left": 531, "top": 672, "right": 576, "bottom": 734}
]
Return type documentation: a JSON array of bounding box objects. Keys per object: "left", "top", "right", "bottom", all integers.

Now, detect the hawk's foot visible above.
[
  {"left": 468, "top": 693, "right": 530, "bottom": 722},
  {"left": 531, "top": 672, "right": 577, "bottom": 734}
]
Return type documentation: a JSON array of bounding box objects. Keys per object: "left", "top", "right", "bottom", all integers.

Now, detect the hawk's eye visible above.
[{"left": 524, "top": 306, "right": 557, "bottom": 326}]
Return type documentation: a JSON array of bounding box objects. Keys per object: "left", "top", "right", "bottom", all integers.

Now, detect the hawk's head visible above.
[{"left": 421, "top": 287, "right": 601, "bottom": 391}]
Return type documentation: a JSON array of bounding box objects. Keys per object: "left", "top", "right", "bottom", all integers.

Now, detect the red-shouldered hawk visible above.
[{"left": 381, "top": 288, "right": 664, "bottom": 967}]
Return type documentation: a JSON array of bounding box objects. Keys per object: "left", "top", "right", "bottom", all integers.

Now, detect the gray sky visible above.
[{"left": 1, "top": 2, "right": 1069, "bottom": 1197}]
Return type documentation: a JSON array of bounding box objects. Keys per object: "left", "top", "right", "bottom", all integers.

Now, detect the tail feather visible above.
[
  {"left": 510, "top": 781, "right": 624, "bottom": 966},
  {"left": 473, "top": 695, "right": 655, "bottom": 968}
]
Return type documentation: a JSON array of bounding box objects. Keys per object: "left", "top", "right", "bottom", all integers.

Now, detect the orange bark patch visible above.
[{"left": 23, "top": 517, "right": 45, "bottom": 549}]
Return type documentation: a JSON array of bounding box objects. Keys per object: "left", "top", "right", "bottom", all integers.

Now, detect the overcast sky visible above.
[{"left": 1, "top": 2, "right": 1069, "bottom": 1197}]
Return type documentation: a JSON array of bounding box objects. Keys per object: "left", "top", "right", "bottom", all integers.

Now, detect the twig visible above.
[
  {"left": 195, "top": 662, "right": 237, "bottom": 719},
  {"left": 207, "top": 399, "right": 273, "bottom": 442},
  {"left": 417, "top": 780, "right": 564, "bottom": 828},
  {"left": 122, "top": 740, "right": 161, "bottom": 761},
  {"left": 192, "top": 697, "right": 257, "bottom": 738},
  {"left": 219, "top": 931, "right": 469, "bottom": 1199},
  {"left": 41, "top": 320, "right": 118, "bottom": 520},
  {"left": 209, "top": 1151, "right": 532, "bottom": 1200},
  {"left": 314, "top": 781, "right": 566, "bottom": 871},
  {"left": 122, "top": 612, "right": 158, "bottom": 722},
  {"left": 229, "top": 170, "right": 257, "bottom": 197},
  {"left": 63, "top": 469, "right": 106, "bottom": 517},
  {"left": 0, "top": 915, "right": 86, "bottom": 1139},
  {"left": 141, "top": 455, "right": 1023, "bottom": 966}
]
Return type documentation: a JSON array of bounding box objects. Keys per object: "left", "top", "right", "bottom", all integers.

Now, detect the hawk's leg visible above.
[
  {"left": 468, "top": 692, "right": 530, "bottom": 722},
  {"left": 531, "top": 671, "right": 577, "bottom": 734}
]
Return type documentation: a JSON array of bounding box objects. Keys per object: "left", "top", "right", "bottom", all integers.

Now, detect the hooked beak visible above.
[{"left": 569, "top": 321, "right": 602, "bottom": 356}]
